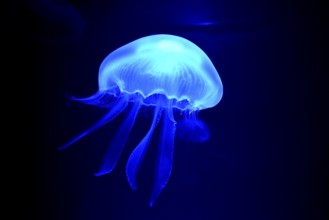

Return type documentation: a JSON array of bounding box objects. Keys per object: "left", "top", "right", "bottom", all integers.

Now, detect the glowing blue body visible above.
[{"left": 59, "top": 34, "right": 223, "bottom": 206}]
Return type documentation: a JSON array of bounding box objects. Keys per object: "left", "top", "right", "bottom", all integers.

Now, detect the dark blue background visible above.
[{"left": 7, "top": 0, "right": 327, "bottom": 219}]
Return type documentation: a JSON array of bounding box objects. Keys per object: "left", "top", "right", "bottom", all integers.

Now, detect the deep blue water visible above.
[{"left": 7, "top": 0, "right": 327, "bottom": 219}]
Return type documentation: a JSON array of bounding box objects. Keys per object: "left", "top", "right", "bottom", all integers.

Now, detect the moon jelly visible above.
[{"left": 59, "top": 34, "right": 223, "bottom": 206}]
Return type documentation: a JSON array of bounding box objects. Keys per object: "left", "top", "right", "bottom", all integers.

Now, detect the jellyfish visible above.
[{"left": 59, "top": 34, "right": 223, "bottom": 206}]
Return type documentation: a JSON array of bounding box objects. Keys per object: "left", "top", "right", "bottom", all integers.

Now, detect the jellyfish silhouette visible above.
[{"left": 59, "top": 34, "right": 223, "bottom": 206}]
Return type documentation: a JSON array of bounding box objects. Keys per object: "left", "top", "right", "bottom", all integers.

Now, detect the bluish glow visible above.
[
  {"left": 195, "top": 21, "right": 219, "bottom": 26},
  {"left": 59, "top": 34, "right": 223, "bottom": 206},
  {"left": 98, "top": 34, "right": 223, "bottom": 110}
]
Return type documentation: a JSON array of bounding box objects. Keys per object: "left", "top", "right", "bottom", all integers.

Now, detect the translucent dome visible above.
[{"left": 98, "top": 34, "right": 223, "bottom": 110}]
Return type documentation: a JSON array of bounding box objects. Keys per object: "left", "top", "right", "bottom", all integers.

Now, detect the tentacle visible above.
[
  {"left": 126, "top": 106, "right": 163, "bottom": 190},
  {"left": 94, "top": 101, "right": 141, "bottom": 176},
  {"left": 177, "top": 111, "right": 209, "bottom": 143},
  {"left": 150, "top": 108, "right": 176, "bottom": 207},
  {"left": 69, "top": 86, "right": 121, "bottom": 108},
  {"left": 58, "top": 96, "right": 128, "bottom": 150}
]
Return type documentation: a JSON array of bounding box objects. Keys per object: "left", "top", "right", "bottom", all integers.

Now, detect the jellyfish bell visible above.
[
  {"left": 97, "top": 34, "right": 222, "bottom": 110},
  {"left": 59, "top": 34, "right": 223, "bottom": 206}
]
